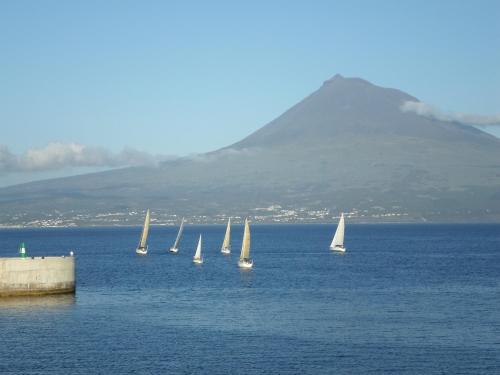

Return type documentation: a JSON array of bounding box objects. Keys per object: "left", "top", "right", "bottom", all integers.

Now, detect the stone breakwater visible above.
[{"left": 0, "top": 256, "right": 75, "bottom": 297}]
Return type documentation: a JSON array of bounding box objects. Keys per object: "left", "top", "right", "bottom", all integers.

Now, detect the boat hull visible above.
[
  {"left": 193, "top": 258, "right": 203, "bottom": 264},
  {"left": 329, "top": 246, "right": 346, "bottom": 252},
  {"left": 169, "top": 247, "right": 179, "bottom": 253},
  {"left": 221, "top": 248, "right": 231, "bottom": 255},
  {"left": 238, "top": 259, "right": 253, "bottom": 269},
  {"left": 136, "top": 247, "right": 148, "bottom": 255}
]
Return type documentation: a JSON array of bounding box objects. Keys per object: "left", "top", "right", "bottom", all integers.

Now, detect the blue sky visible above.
[{"left": 1, "top": 0, "right": 499, "bottom": 185}]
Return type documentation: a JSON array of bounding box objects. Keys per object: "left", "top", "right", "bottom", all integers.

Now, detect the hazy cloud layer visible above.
[
  {"left": 185, "top": 147, "right": 256, "bottom": 163},
  {"left": 0, "top": 142, "right": 171, "bottom": 173},
  {"left": 401, "top": 101, "right": 500, "bottom": 126}
]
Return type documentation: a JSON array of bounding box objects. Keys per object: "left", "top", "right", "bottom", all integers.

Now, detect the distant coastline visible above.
[{"left": 2, "top": 217, "right": 500, "bottom": 229}]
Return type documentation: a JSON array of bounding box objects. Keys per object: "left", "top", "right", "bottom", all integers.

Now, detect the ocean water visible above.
[{"left": 0, "top": 224, "right": 499, "bottom": 374}]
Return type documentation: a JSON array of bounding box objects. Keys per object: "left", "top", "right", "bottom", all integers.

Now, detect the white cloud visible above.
[
  {"left": 400, "top": 101, "right": 500, "bottom": 126},
  {"left": 0, "top": 142, "right": 173, "bottom": 173}
]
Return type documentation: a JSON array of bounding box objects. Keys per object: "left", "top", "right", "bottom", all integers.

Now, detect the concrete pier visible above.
[{"left": 0, "top": 256, "right": 75, "bottom": 297}]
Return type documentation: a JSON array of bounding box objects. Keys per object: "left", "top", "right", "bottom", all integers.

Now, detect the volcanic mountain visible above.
[{"left": 2, "top": 74, "right": 500, "bottom": 224}]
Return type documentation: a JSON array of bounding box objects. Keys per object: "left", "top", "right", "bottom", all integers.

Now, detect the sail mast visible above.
[
  {"left": 330, "top": 213, "right": 345, "bottom": 248},
  {"left": 138, "top": 209, "right": 150, "bottom": 249},
  {"left": 194, "top": 235, "right": 202, "bottom": 260},
  {"left": 221, "top": 217, "right": 231, "bottom": 250},
  {"left": 172, "top": 218, "right": 185, "bottom": 249},
  {"left": 240, "top": 218, "right": 251, "bottom": 260}
]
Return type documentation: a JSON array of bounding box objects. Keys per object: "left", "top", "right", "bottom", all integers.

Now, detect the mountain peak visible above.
[
  {"left": 231, "top": 75, "right": 411, "bottom": 146},
  {"left": 322, "top": 73, "right": 346, "bottom": 85},
  {"left": 231, "top": 74, "right": 494, "bottom": 149},
  {"left": 322, "top": 74, "right": 372, "bottom": 87},
  {"left": 326, "top": 73, "right": 344, "bottom": 81}
]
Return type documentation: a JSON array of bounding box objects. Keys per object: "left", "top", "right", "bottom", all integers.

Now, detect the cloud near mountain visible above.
[
  {"left": 401, "top": 101, "right": 500, "bottom": 126},
  {"left": 0, "top": 142, "right": 170, "bottom": 173},
  {"left": 184, "top": 147, "right": 257, "bottom": 163}
]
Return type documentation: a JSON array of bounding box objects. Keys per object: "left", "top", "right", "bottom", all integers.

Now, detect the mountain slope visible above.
[
  {"left": 1, "top": 75, "right": 500, "bottom": 224},
  {"left": 232, "top": 74, "right": 496, "bottom": 148}
]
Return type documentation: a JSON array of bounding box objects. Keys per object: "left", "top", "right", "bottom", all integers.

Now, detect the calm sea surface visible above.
[{"left": 0, "top": 224, "right": 499, "bottom": 374}]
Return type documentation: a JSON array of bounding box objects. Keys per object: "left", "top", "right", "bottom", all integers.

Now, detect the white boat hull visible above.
[
  {"left": 238, "top": 259, "right": 253, "bottom": 269},
  {"left": 169, "top": 247, "right": 179, "bottom": 253},
  {"left": 136, "top": 247, "right": 148, "bottom": 255},
  {"left": 193, "top": 257, "right": 203, "bottom": 264},
  {"left": 330, "top": 245, "right": 346, "bottom": 252},
  {"left": 221, "top": 248, "right": 231, "bottom": 255}
]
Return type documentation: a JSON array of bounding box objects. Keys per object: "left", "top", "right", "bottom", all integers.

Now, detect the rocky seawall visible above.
[{"left": 0, "top": 256, "right": 75, "bottom": 297}]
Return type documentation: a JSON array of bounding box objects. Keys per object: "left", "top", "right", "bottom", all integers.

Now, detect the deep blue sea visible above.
[{"left": 1, "top": 224, "right": 499, "bottom": 374}]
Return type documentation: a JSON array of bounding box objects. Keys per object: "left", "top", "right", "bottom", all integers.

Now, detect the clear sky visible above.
[{"left": 0, "top": 0, "right": 499, "bottom": 185}]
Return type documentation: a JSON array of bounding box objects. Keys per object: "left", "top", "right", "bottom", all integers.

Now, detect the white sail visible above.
[
  {"left": 330, "top": 213, "right": 345, "bottom": 249},
  {"left": 138, "top": 209, "right": 150, "bottom": 249},
  {"left": 221, "top": 218, "right": 231, "bottom": 252},
  {"left": 193, "top": 235, "right": 202, "bottom": 260},
  {"left": 239, "top": 218, "right": 251, "bottom": 261},
  {"left": 172, "top": 218, "right": 185, "bottom": 250}
]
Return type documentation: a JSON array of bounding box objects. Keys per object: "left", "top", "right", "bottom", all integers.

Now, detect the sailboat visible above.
[
  {"left": 330, "top": 213, "right": 346, "bottom": 252},
  {"left": 169, "top": 217, "right": 185, "bottom": 253},
  {"left": 221, "top": 218, "right": 231, "bottom": 254},
  {"left": 193, "top": 234, "right": 203, "bottom": 264},
  {"left": 136, "top": 209, "right": 150, "bottom": 255},
  {"left": 238, "top": 218, "right": 253, "bottom": 269}
]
